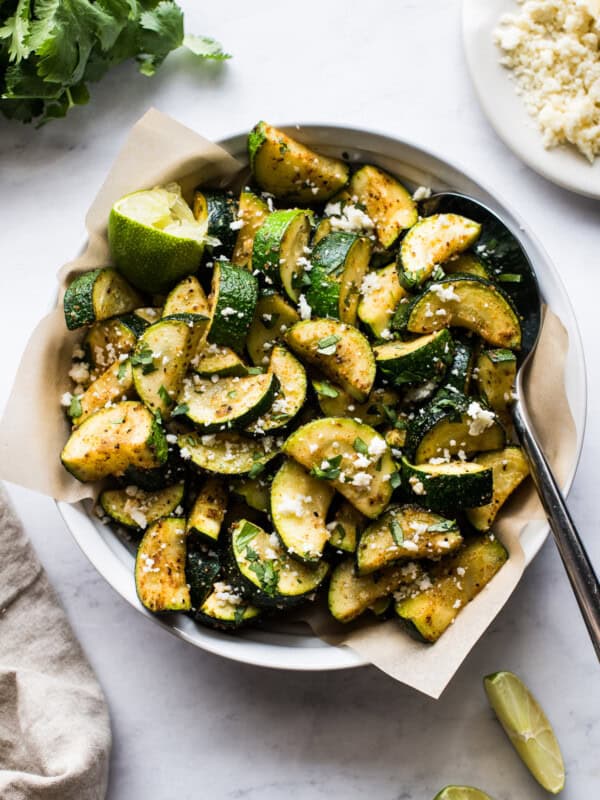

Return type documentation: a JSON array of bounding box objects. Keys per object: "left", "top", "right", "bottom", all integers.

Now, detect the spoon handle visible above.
[{"left": 513, "top": 401, "right": 600, "bottom": 661}]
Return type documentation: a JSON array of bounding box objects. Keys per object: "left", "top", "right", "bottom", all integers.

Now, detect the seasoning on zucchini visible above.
[
  {"left": 245, "top": 345, "right": 307, "bottom": 435},
  {"left": 135, "top": 517, "right": 190, "bottom": 613},
  {"left": 207, "top": 261, "right": 258, "bottom": 350},
  {"left": 192, "top": 343, "right": 248, "bottom": 377},
  {"left": 374, "top": 330, "right": 455, "bottom": 386},
  {"left": 466, "top": 447, "right": 530, "bottom": 531},
  {"left": 347, "top": 165, "right": 417, "bottom": 248},
  {"left": 178, "top": 431, "right": 279, "bottom": 476},
  {"left": 192, "top": 189, "right": 238, "bottom": 257},
  {"left": 71, "top": 358, "right": 135, "bottom": 426},
  {"left": 327, "top": 499, "right": 366, "bottom": 554},
  {"left": 400, "top": 457, "right": 493, "bottom": 512},
  {"left": 231, "top": 189, "right": 270, "bottom": 268},
  {"left": 246, "top": 293, "right": 300, "bottom": 367},
  {"left": 83, "top": 314, "right": 147, "bottom": 376},
  {"left": 196, "top": 585, "right": 261, "bottom": 630},
  {"left": 187, "top": 476, "right": 228, "bottom": 542},
  {"left": 64, "top": 268, "right": 143, "bottom": 330},
  {"left": 475, "top": 349, "right": 517, "bottom": 412},
  {"left": 357, "top": 263, "right": 407, "bottom": 339},
  {"left": 313, "top": 382, "right": 399, "bottom": 427},
  {"left": 186, "top": 551, "right": 221, "bottom": 609},
  {"left": 252, "top": 209, "right": 313, "bottom": 301},
  {"left": 100, "top": 482, "right": 184, "bottom": 529}
]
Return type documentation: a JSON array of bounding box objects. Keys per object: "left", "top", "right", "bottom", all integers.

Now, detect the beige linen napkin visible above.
[{"left": 0, "top": 485, "right": 111, "bottom": 800}]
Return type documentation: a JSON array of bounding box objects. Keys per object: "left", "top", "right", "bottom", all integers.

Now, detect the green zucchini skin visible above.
[
  {"left": 187, "top": 476, "right": 228, "bottom": 543},
  {"left": 121, "top": 443, "right": 186, "bottom": 491},
  {"left": 193, "top": 189, "right": 238, "bottom": 257},
  {"left": 475, "top": 349, "right": 517, "bottom": 412},
  {"left": 440, "top": 336, "right": 476, "bottom": 395},
  {"left": 195, "top": 587, "right": 261, "bottom": 630},
  {"left": 231, "top": 190, "right": 270, "bottom": 268},
  {"left": 357, "top": 262, "right": 407, "bottom": 339},
  {"left": 64, "top": 268, "right": 143, "bottom": 330},
  {"left": 177, "top": 432, "right": 279, "bottom": 476},
  {"left": 135, "top": 517, "right": 191, "bottom": 612},
  {"left": 246, "top": 293, "right": 300, "bottom": 367},
  {"left": 208, "top": 261, "right": 258, "bottom": 350},
  {"left": 400, "top": 457, "right": 493, "bottom": 513},
  {"left": 465, "top": 446, "right": 530, "bottom": 531},
  {"left": 186, "top": 551, "right": 221, "bottom": 609},
  {"left": 99, "top": 482, "right": 185, "bottom": 529},
  {"left": 245, "top": 345, "right": 307, "bottom": 435},
  {"left": 374, "top": 329, "right": 454, "bottom": 386},
  {"left": 252, "top": 209, "right": 312, "bottom": 301}
]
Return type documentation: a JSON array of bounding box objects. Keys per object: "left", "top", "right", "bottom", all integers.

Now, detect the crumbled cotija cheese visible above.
[{"left": 494, "top": 0, "right": 600, "bottom": 162}]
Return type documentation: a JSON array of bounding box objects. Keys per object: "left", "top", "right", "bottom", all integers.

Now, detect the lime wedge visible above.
[
  {"left": 434, "top": 787, "right": 494, "bottom": 800},
  {"left": 108, "top": 183, "right": 209, "bottom": 293},
  {"left": 484, "top": 671, "right": 565, "bottom": 794}
]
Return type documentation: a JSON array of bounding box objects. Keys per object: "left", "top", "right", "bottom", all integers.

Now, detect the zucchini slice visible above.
[
  {"left": 442, "top": 337, "right": 476, "bottom": 395},
  {"left": 121, "top": 442, "right": 185, "bottom": 492},
  {"left": 328, "top": 500, "right": 367, "bottom": 553},
  {"left": 285, "top": 319, "right": 376, "bottom": 402},
  {"left": 246, "top": 293, "right": 300, "bottom": 367},
  {"left": 270, "top": 459, "right": 335, "bottom": 562},
  {"left": 283, "top": 417, "right": 395, "bottom": 518},
  {"left": 100, "top": 482, "right": 185, "bottom": 530},
  {"left": 466, "top": 447, "right": 529, "bottom": 531},
  {"left": 328, "top": 558, "right": 423, "bottom": 623},
  {"left": 313, "top": 217, "right": 332, "bottom": 244},
  {"left": 71, "top": 358, "right": 135, "bottom": 427},
  {"left": 207, "top": 261, "right": 258, "bottom": 350},
  {"left": 406, "top": 392, "right": 506, "bottom": 464},
  {"left": 187, "top": 476, "right": 228, "bottom": 542},
  {"left": 231, "top": 190, "right": 270, "bottom": 268},
  {"left": 61, "top": 401, "right": 167, "bottom": 482},
  {"left": 178, "top": 431, "right": 279, "bottom": 476},
  {"left": 186, "top": 551, "right": 221, "bottom": 608},
  {"left": 83, "top": 314, "right": 146, "bottom": 376},
  {"left": 357, "top": 263, "right": 407, "bottom": 339},
  {"left": 394, "top": 536, "right": 508, "bottom": 642},
  {"left": 132, "top": 307, "right": 162, "bottom": 324},
  {"left": 374, "top": 330, "right": 454, "bottom": 386},
  {"left": 356, "top": 505, "right": 463, "bottom": 575},
  {"left": 252, "top": 209, "right": 313, "bottom": 302},
  {"left": 313, "top": 381, "right": 399, "bottom": 427},
  {"left": 397, "top": 214, "right": 481, "bottom": 289},
  {"left": 231, "top": 476, "right": 270, "bottom": 513},
  {"left": 248, "top": 121, "right": 349, "bottom": 203},
  {"left": 132, "top": 318, "right": 197, "bottom": 420},
  {"left": 347, "top": 165, "right": 417, "bottom": 248},
  {"left": 196, "top": 584, "right": 261, "bottom": 629},
  {"left": 180, "top": 372, "right": 278, "bottom": 432},
  {"left": 443, "top": 252, "right": 489, "bottom": 279},
  {"left": 192, "top": 189, "right": 238, "bottom": 257},
  {"left": 192, "top": 343, "right": 248, "bottom": 377},
  {"left": 64, "top": 268, "right": 143, "bottom": 331},
  {"left": 229, "top": 519, "right": 329, "bottom": 607},
  {"left": 394, "top": 276, "right": 522, "bottom": 350},
  {"left": 475, "top": 349, "right": 517, "bottom": 413},
  {"left": 401, "top": 457, "right": 493, "bottom": 511},
  {"left": 246, "top": 345, "right": 307, "bottom": 435},
  {"left": 162, "top": 274, "right": 210, "bottom": 331},
  {"left": 135, "top": 517, "right": 191, "bottom": 612},
  {"left": 306, "top": 232, "right": 372, "bottom": 325},
  {"left": 384, "top": 425, "right": 407, "bottom": 451}
]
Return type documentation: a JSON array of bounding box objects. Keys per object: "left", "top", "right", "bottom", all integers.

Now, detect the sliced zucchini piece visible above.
[
  {"left": 192, "top": 343, "right": 248, "bottom": 377},
  {"left": 61, "top": 401, "right": 167, "bottom": 482},
  {"left": 135, "top": 517, "right": 190, "bottom": 612},
  {"left": 398, "top": 214, "right": 481, "bottom": 289},
  {"left": 401, "top": 457, "right": 493, "bottom": 511},
  {"left": 283, "top": 417, "right": 394, "bottom": 518},
  {"left": 231, "top": 476, "right": 270, "bottom": 513},
  {"left": 466, "top": 447, "right": 529, "bottom": 531},
  {"left": 246, "top": 345, "right": 307, "bottom": 435},
  {"left": 394, "top": 536, "right": 508, "bottom": 642},
  {"left": 180, "top": 372, "right": 278, "bottom": 432},
  {"left": 186, "top": 551, "right": 221, "bottom": 609},
  {"left": 248, "top": 121, "right": 349, "bottom": 203},
  {"left": 187, "top": 476, "right": 228, "bottom": 542},
  {"left": 132, "top": 318, "right": 196, "bottom": 420},
  {"left": 196, "top": 584, "right": 261, "bottom": 629},
  {"left": 442, "top": 337, "right": 476, "bottom": 395},
  {"left": 121, "top": 442, "right": 185, "bottom": 492},
  {"left": 270, "top": 459, "right": 335, "bottom": 562},
  {"left": 443, "top": 252, "right": 489, "bottom": 279},
  {"left": 71, "top": 358, "right": 135, "bottom": 427},
  {"left": 285, "top": 319, "right": 375, "bottom": 402},
  {"left": 207, "top": 261, "right": 258, "bottom": 350},
  {"left": 356, "top": 504, "right": 463, "bottom": 575},
  {"left": 246, "top": 293, "right": 300, "bottom": 367},
  {"left": 64, "top": 268, "right": 144, "bottom": 331},
  {"left": 374, "top": 330, "right": 454, "bottom": 386},
  {"left": 313, "top": 381, "right": 399, "bottom": 427},
  {"left": 313, "top": 217, "right": 332, "bottom": 244},
  {"left": 475, "top": 349, "right": 517, "bottom": 413},
  {"left": 348, "top": 165, "right": 417, "bottom": 248},
  {"left": 306, "top": 232, "right": 372, "bottom": 325},
  {"left": 178, "top": 431, "right": 279, "bottom": 476},
  {"left": 192, "top": 189, "right": 238, "bottom": 257},
  {"left": 328, "top": 500, "right": 366, "bottom": 554},
  {"left": 231, "top": 190, "right": 270, "bottom": 268},
  {"left": 328, "top": 558, "right": 423, "bottom": 623},
  {"left": 83, "top": 314, "right": 146, "bottom": 376},
  {"left": 394, "top": 276, "right": 522, "bottom": 350},
  {"left": 230, "top": 519, "right": 329, "bottom": 607},
  {"left": 384, "top": 425, "right": 407, "bottom": 451},
  {"left": 252, "top": 209, "right": 313, "bottom": 302},
  {"left": 162, "top": 275, "right": 210, "bottom": 322},
  {"left": 357, "top": 263, "right": 407, "bottom": 339},
  {"left": 132, "top": 307, "right": 162, "bottom": 324},
  {"left": 406, "top": 392, "right": 506, "bottom": 464},
  {"left": 100, "top": 482, "right": 185, "bottom": 529}
]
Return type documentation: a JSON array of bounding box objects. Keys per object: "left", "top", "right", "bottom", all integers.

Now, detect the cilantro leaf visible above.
[
  {"left": 390, "top": 518, "right": 404, "bottom": 546},
  {"left": 171, "top": 402, "right": 189, "bottom": 417},
  {"left": 236, "top": 522, "right": 259, "bottom": 550},
  {"left": 68, "top": 393, "right": 82, "bottom": 419},
  {"left": 183, "top": 34, "right": 230, "bottom": 60},
  {"left": 310, "top": 454, "right": 343, "bottom": 481},
  {"left": 353, "top": 437, "right": 368, "bottom": 456}
]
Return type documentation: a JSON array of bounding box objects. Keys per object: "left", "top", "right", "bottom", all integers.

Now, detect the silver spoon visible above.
[{"left": 422, "top": 191, "right": 600, "bottom": 660}]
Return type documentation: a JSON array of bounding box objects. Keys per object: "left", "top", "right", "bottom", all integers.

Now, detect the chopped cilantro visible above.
[
  {"left": 353, "top": 437, "right": 368, "bottom": 455},
  {"left": 310, "top": 454, "right": 343, "bottom": 481},
  {"left": 313, "top": 380, "right": 339, "bottom": 398},
  {"left": 131, "top": 345, "right": 157, "bottom": 375},
  {"left": 390, "top": 518, "right": 404, "bottom": 546},
  {"left": 236, "top": 522, "right": 259, "bottom": 550},
  {"left": 497, "top": 273, "right": 522, "bottom": 283},
  {"left": 316, "top": 334, "right": 341, "bottom": 355},
  {"left": 117, "top": 360, "right": 129, "bottom": 381},
  {"left": 246, "top": 366, "right": 264, "bottom": 375},
  {"left": 248, "top": 461, "right": 266, "bottom": 479},
  {"left": 389, "top": 471, "right": 402, "bottom": 490},
  {"left": 171, "top": 403, "right": 189, "bottom": 417},
  {"left": 68, "top": 394, "right": 82, "bottom": 419},
  {"left": 427, "top": 519, "right": 457, "bottom": 533},
  {"left": 158, "top": 385, "right": 173, "bottom": 406}
]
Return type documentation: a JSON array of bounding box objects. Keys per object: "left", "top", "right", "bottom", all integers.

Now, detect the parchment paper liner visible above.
[{"left": 0, "top": 109, "right": 577, "bottom": 698}]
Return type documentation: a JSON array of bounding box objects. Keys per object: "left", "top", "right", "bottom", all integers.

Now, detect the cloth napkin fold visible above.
[{"left": 0, "top": 485, "right": 111, "bottom": 800}]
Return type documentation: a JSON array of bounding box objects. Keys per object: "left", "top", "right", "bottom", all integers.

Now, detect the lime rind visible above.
[{"left": 434, "top": 786, "right": 494, "bottom": 800}]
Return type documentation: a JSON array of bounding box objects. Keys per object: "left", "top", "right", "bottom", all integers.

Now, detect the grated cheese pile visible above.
[{"left": 494, "top": 0, "right": 600, "bottom": 162}]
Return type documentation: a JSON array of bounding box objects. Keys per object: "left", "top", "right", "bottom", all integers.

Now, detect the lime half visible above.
[
  {"left": 434, "top": 787, "right": 494, "bottom": 800},
  {"left": 484, "top": 671, "right": 565, "bottom": 794},
  {"left": 108, "top": 183, "right": 209, "bottom": 293}
]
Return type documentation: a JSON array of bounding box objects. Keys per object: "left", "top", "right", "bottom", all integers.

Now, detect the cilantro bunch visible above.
[{"left": 0, "top": 0, "right": 229, "bottom": 124}]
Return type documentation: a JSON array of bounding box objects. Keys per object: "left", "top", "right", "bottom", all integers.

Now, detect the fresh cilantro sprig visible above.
[{"left": 310, "top": 454, "right": 343, "bottom": 481}]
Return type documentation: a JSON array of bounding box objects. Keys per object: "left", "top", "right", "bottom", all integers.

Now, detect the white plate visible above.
[
  {"left": 58, "top": 124, "right": 587, "bottom": 672},
  {"left": 462, "top": 0, "right": 600, "bottom": 199}
]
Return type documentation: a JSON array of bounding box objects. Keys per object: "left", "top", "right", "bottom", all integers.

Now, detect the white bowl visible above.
[{"left": 58, "top": 125, "right": 587, "bottom": 671}]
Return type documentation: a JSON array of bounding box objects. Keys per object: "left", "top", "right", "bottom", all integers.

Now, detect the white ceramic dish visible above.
[
  {"left": 462, "top": 0, "right": 600, "bottom": 199},
  {"left": 58, "top": 124, "right": 587, "bottom": 671}
]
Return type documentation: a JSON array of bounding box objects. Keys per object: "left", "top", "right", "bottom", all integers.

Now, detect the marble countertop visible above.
[{"left": 1, "top": 1, "right": 599, "bottom": 797}]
